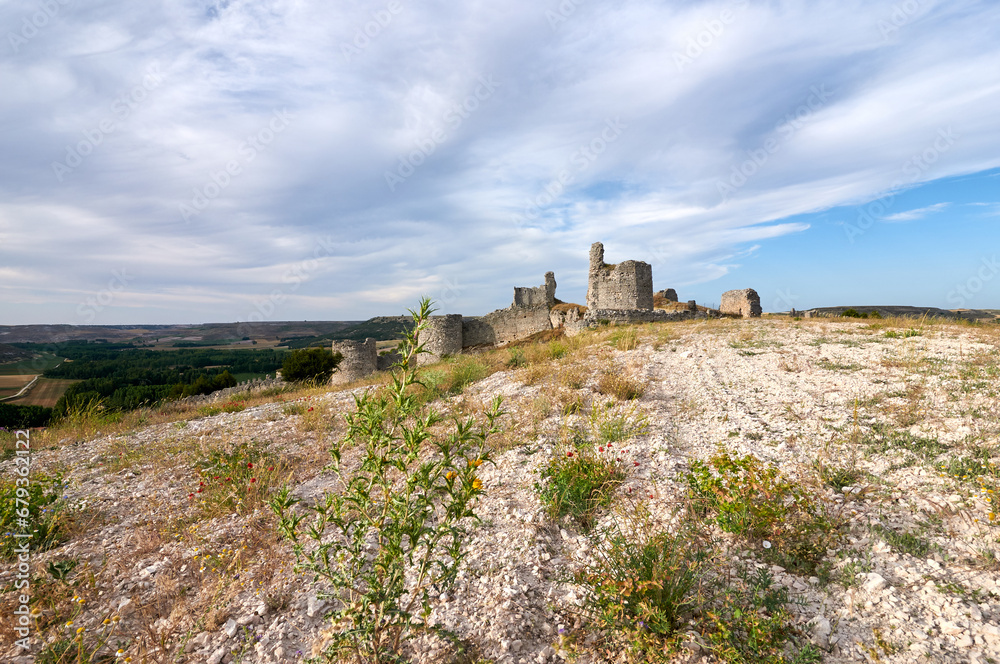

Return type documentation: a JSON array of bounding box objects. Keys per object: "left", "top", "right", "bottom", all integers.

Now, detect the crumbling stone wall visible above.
[
  {"left": 550, "top": 304, "right": 588, "bottom": 337},
  {"left": 655, "top": 288, "right": 678, "bottom": 302},
  {"left": 513, "top": 272, "right": 557, "bottom": 308},
  {"left": 419, "top": 314, "right": 463, "bottom": 365},
  {"left": 586, "top": 242, "right": 654, "bottom": 311},
  {"left": 720, "top": 289, "right": 762, "bottom": 318},
  {"left": 331, "top": 338, "right": 377, "bottom": 384},
  {"left": 377, "top": 349, "right": 402, "bottom": 371}
]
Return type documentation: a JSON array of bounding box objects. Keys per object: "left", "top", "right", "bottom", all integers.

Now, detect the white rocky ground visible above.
[{"left": 2, "top": 317, "right": 999, "bottom": 664}]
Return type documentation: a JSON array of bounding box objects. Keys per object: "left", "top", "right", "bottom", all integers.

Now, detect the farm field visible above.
[
  {"left": 7, "top": 378, "right": 78, "bottom": 408},
  {"left": 0, "top": 374, "right": 36, "bottom": 400},
  {"left": 0, "top": 351, "right": 63, "bottom": 375}
]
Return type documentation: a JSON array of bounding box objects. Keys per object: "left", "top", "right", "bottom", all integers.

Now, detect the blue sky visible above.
[{"left": 1, "top": 0, "right": 999, "bottom": 325}]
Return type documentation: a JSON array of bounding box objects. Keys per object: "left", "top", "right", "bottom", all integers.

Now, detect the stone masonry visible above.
[
  {"left": 720, "top": 288, "right": 762, "bottom": 318},
  {"left": 418, "top": 314, "right": 464, "bottom": 365},
  {"left": 330, "top": 338, "right": 377, "bottom": 384},
  {"left": 586, "top": 242, "right": 654, "bottom": 311},
  {"left": 513, "top": 272, "right": 556, "bottom": 308}
]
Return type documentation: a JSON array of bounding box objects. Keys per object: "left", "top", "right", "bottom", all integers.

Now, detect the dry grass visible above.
[{"left": 596, "top": 371, "right": 646, "bottom": 401}]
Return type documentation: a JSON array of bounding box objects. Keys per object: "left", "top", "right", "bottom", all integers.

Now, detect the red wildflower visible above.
[
  {"left": 599, "top": 447, "right": 604, "bottom": 452},
  {"left": 267, "top": 466, "right": 274, "bottom": 471},
  {"left": 307, "top": 407, "right": 314, "bottom": 412},
  {"left": 250, "top": 478, "right": 256, "bottom": 483},
  {"left": 567, "top": 452, "right": 574, "bottom": 457},
  {"left": 247, "top": 463, "right": 254, "bottom": 469},
  {"left": 634, "top": 461, "right": 639, "bottom": 467},
  {"left": 188, "top": 493, "right": 194, "bottom": 499},
  {"left": 197, "top": 487, "right": 203, "bottom": 493}
]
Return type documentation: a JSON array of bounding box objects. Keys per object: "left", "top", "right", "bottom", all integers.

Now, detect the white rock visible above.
[
  {"left": 807, "top": 616, "right": 832, "bottom": 649},
  {"left": 207, "top": 646, "right": 228, "bottom": 664},
  {"left": 863, "top": 573, "right": 887, "bottom": 593},
  {"left": 306, "top": 595, "right": 326, "bottom": 618},
  {"left": 957, "top": 634, "right": 974, "bottom": 648},
  {"left": 222, "top": 618, "right": 238, "bottom": 639},
  {"left": 940, "top": 620, "right": 964, "bottom": 636}
]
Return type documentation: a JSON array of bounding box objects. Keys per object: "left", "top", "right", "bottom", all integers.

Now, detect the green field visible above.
[{"left": 0, "top": 352, "right": 64, "bottom": 375}]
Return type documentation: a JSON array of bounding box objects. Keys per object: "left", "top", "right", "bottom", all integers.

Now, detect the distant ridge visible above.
[{"left": 799, "top": 306, "right": 998, "bottom": 321}]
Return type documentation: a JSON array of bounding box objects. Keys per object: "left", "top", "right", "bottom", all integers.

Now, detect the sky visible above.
[{"left": 1, "top": 0, "right": 999, "bottom": 326}]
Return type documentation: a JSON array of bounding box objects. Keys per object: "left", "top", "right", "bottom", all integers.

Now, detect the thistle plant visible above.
[{"left": 270, "top": 298, "right": 503, "bottom": 663}]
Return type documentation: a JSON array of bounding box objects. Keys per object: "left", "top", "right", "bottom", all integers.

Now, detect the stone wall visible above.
[
  {"left": 173, "top": 376, "right": 285, "bottom": 405},
  {"left": 377, "top": 349, "right": 403, "bottom": 371},
  {"left": 331, "top": 338, "right": 377, "bottom": 383},
  {"left": 584, "top": 308, "right": 711, "bottom": 326},
  {"left": 513, "top": 272, "right": 557, "bottom": 308},
  {"left": 720, "top": 289, "right": 762, "bottom": 318},
  {"left": 419, "top": 314, "right": 463, "bottom": 365},
  {"left": 586, "top": 242, "right": 654, "bottom": 311},
  {"left": 655, "top": 288, "right": 678, "bottom": 302},
  {"left": 550, "top": 305, "right": 588, "bottom": 337}
]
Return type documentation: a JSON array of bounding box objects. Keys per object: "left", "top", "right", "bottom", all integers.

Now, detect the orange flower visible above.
[{"left": 472, "top": 479, "right": 482, "bottom": 491}]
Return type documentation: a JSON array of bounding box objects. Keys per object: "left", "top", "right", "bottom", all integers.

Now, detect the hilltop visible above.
[{"left": 1, "top": 315, "right": 999, "bottom": 663}]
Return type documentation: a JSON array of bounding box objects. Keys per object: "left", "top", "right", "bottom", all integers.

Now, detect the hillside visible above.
[{"left": 2, "top": 316, "right": 999, "bottom": 663}]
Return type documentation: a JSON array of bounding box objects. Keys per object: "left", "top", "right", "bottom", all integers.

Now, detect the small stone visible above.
[
  {"left": 957, "top": 634, "right": 974, "bottom": 648},
  {"left": 863, "top": 573, "right": 887, "bottom": 593},
  {"left": 306, "top": 595, "right": 326, "bottom": 618},
  {"left": 222, "top": 618, "right": 238, "bottom": 639},
  {"left": 207, "top": 647, "right": 228, "bottom": 664}
]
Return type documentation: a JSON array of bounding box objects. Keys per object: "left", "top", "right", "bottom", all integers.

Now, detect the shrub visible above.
[
  {"left": 190, "top": 440, "right": 284, "bottom": 515},
  {"left": 280, "top": 347, "right": 341, "bottom": 383},
  {"left": 577, "top": 503, "right": 821, "bottom": 663},
  {"left": 589, "top": 401, "right": 649, "bottom": 446},
  {"left": 536, "top": 440, "right": 625, "bottom": 529},
  {"left": 270, "top": 299, "right": 504, "bottom": 663},
  {"left": 685, "top": 452, "right": 837, "bottom": 573},
  {"left": 1, "top": 472, "right": 66, "bottom": 558},
  {"left": 841, "top": 308, "right": 867, "bottom": 319},
  {"left": 577, "top": 504, "right": 709, "bottom": 650},
  {"left": 596, "top": 372, "right": 645, "bottom": 400}
]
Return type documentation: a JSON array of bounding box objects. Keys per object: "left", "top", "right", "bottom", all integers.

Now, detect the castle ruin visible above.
[
  {"left": 332, "top": 241, "right": 752, "bottom": 383},
  {"left": 586, "top": 243, "right": 654, "bottom": 311},
  {"left": 720, "top": 288, "right": 762, "bottom": 318}
]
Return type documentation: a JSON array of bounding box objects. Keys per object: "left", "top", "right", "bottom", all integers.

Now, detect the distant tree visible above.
[{"left": 281, "top": 348, "right": 341, "bottom": 383}]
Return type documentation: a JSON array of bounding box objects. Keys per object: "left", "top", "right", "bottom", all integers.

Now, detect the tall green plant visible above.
[{"left": 270, "top": 299, "right": 503, "bottom": 663}]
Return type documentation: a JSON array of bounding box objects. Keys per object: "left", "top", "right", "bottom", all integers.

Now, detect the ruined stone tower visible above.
[
  {"left": 586, "top": 242, "right": 654, "bottom": 311},
  {"left": 418, "top": 314, "right": 463, "bottom": 365},
  {"left": 330, "top": 338, "right": 377, "bottom": 384},
  {"left": 720, "top": 289, "right": 762, "bottom": 318},
  {"left": 513, "top": 271, "right": 556, "bottom": 308}
]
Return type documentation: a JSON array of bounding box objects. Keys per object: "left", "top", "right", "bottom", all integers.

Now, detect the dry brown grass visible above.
[{"left": 595, "top": 371, "right": 646, "bottom": 401}]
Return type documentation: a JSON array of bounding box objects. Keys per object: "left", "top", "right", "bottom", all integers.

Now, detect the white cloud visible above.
[
  {"left": 883, "top": 202, "right": 950, "bottom": 222},
  {"left": 2, "top": 0, "right": 1000, "bottom": 322}
]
